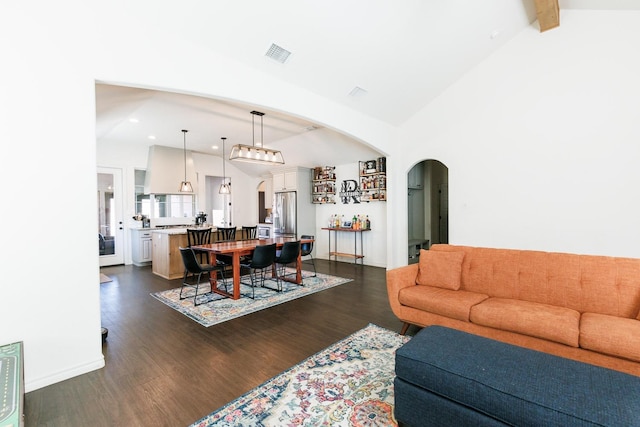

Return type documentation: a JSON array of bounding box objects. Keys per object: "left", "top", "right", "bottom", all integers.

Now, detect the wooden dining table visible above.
[{"left": 193, "top": 236, "right": 314, "bottom": 300}]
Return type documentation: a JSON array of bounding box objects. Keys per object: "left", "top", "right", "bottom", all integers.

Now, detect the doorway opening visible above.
[
  {"left": 407, "top": 159, "right": 448, "bottom": 264},
  {"left": 205, "top": 175, "right": 232, "bottom": 227},
  {"left": 98, "top": 167, "right": 124, "bottom": 266}
]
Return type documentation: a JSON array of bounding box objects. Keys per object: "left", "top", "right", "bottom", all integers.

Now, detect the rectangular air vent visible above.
[
  {"left": 265, "top": 43, "right": 292, "bottom": 64},
  {"left": 348, "top": 86, "right": 368, "bottom": 98}
]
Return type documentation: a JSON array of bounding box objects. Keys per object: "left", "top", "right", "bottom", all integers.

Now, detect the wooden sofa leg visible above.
[{"left": 400, "top": 322, "right": 410, "bottom": 335}]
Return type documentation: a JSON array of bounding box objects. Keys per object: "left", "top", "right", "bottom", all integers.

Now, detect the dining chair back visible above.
[
  {"left": 242, "top": 225, "right": 258, "bottom": 240},
  {"left": 215, "top": 227, "right": 237, "bottom": 268},
  {"left": 239, "top": 243, "right": 277, "bottom": 298},
  {"left": 300, "top": 235, "right": 316, "bottom": 278},
  {"left": 179, "top": 247, "right": 227, "bottom": 306},
  {"left": 216, "top": 227, "right": 237, "bottom": 242},
  {"left": 187, "top": 228, "right": 212, "bottom": 263},
  {"left": 275, "top": 240, "right": 301, "bottom": 283}
]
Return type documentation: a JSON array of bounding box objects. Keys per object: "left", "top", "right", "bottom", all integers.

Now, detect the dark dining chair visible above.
[
  {"left": 187, "top": 227, "right": 212, "bottom": 263},
  {"left": 215, "top": 226, "right": 237, "bottom": 269},
  {"left": 242, "top": 225, "right": 258, "bottom": 240},
  {"left": 300, "top": 235, "right": 316, "bottom": 278},
  {"left": 275, "top": 240, "right": 301, "bottom": 284},
  {"left": 179, "top": 247, "right": 227, "bottom": 306},
  {"left": 239, "top": 243, "right": 277, "bottom": 298},
  {"left": 216, "top": 227, "right": 237, "bottom": 242}
]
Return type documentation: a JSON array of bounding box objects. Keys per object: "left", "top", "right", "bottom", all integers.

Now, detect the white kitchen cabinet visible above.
[
  {"left": 264, "top": 176, "right": 274, "bottom": 209},
  {"left": 408, "top": 162, "right": 424, "bottom": 189},
  {"left": 272, "top": 170, "right": 298, "bottom": 191},
  {"left": 131, "top": 229, "right": 153, "bottom": 266}
]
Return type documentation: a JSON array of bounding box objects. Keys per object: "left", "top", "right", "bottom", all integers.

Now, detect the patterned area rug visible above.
[
  {"left": 190, "top": 324, "right": 411, "bottom": 427},
  {"left": 151, "top": 270, "right": 352, "bottom": 327}
]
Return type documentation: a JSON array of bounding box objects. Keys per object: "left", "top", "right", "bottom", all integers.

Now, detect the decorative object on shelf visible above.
[
  {"left": 179, "top": 129, "right": 194, "bottom": 192},
  {"left": 312, "top": 166, "right": 337, "bottom": 204},
  {"left": 359, "top": 157, "right": 386, "bottom": 202},
  {"left": 219, "top": 137, "right": 231, "bottom": 194},
  {"left": 229, "top": 110, "right": 285, "bottom": 165}
]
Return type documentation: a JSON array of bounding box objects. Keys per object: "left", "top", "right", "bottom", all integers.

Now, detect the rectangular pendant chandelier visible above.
[
  {"left": 230, "top": 110, "right": 285, "bottom": 165},
  {"left": 229, "top": 144, "right": 285, "bottom": 164}
]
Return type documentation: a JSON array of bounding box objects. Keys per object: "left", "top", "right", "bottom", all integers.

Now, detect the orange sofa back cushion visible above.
[{"left": 430, "top": 244, "right": 640, "bottom": 318}]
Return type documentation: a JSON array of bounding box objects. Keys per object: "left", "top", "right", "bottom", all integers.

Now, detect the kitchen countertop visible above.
[
  {"left": 148, "top": 225, "right": 240, "bottom": 235},
  {"left": 151, "top": 228, "right": 189, "bottom": 235}
]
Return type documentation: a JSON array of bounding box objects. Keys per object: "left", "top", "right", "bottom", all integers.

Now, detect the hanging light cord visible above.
[
  {"left": 259, "top": 114, "right": 263, "bottom": 148},
  {"left": 221, "top": 137, "right": 227, "bottom": 183},
  {"left": 182, "top": 129, "right": 188, "bottom": 182}
]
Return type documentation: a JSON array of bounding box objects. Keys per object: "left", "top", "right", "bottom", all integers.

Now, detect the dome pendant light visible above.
[
  {"left": 219, "top": 137, "right": 231, "bottom": 194},
  {"left": 179, "top": 129, "right": 194, "bottom": 192}
]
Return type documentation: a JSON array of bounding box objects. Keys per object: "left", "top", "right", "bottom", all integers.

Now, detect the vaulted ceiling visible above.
[{"left": 96, "top": 0, "right": 637, "bottom": 176}]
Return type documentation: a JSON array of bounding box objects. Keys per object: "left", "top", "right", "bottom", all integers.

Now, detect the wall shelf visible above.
[
  {"left": 359, "top": 158, "right": 386, "bottom": 202},
  {"left": 312, "top": 166, "right": 337, "bottom": 204}
]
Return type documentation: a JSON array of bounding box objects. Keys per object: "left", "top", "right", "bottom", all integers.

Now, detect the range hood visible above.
[{"left": 144, "top": 145, "right": 197, "bottom": 194}]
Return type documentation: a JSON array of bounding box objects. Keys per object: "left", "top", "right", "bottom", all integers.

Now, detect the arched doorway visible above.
[{"left": 407, "top": 159, "right": 448, "bottom": 263}]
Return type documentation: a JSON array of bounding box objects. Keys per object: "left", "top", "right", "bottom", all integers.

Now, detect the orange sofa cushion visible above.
[
  {"left": 470, "top": 298, "right": 580, "bottom": 347},
  {"left": 580, "top": 313, "right": 640, "bottom": 363},
  {"left": 416, "top": 249, "right": 465, "bottom": 290},
  {"left": 399, "top": 285, "right": 488, "bottom": 322}
]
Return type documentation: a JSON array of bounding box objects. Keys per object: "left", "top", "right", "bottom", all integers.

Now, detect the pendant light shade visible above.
[
  {"left": 229, "top": 111, "right": 285, "bottom": 165},
  {"left": 219, "top": 137, "right": 231, "bottom": 194},
  {"left": 179, "top": 130, "right": 194, "bottom": 192}
]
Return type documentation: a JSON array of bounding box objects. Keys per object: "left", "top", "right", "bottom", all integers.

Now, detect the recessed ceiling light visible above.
[
  {"left": 265, "top": 43, "right": 292, "bottom": 64},
  {"left": 148, "top": 135, "right": 156, "bottom": 140},
  {"left": 211, "top": 145, "right": 219, "bottom": 150},
  {"left": 129, "top": 118, "right": 139, "bottom": 123}
]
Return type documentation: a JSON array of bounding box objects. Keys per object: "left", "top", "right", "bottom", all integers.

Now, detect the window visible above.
[
  {"left": 134, "top": 169, "right": 195, "bottom": 218},
  {"left": 134, "top": 169, "right": 150, "bottom": 216}
]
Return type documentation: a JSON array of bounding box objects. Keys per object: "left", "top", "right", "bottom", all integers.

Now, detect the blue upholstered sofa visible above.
[{"left": 394, "top": 326, "right": 640, "bottom": 426}]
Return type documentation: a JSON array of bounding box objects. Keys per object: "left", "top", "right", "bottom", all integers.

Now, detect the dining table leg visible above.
[
  {"left": 232, "top": 252, "right": 241, "bottom": 300},
  {"left": 207, "top": 252, "right": 240, "bottom": 300},
  {"left": 296, "top": 252, "right": 302, "bottom": 284}
]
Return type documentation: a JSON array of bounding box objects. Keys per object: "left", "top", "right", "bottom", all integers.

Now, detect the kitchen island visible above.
[
  {"left": 151, "top": 227, "right": 238, "bottom": 280},
  {"left": 152, "top": 228, "right": 190, "bottom": 280}
]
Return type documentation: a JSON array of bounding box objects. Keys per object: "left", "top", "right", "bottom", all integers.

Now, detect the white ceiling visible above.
[{"left": 95, "top": 0, "right": 638, "bottom": 177}]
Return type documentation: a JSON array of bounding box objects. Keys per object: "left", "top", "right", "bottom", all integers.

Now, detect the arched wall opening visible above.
[{"left": 407, "top": 159, "right": 448, "bottom": 264}]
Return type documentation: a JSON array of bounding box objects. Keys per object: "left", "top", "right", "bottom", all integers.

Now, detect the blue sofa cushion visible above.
[{"left": 395, "top": 326, "right": 640, "bottom": 426}]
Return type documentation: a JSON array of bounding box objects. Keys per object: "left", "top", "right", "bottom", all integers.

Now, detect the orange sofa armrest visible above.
[{"left": 387, "top": 264, "right": 419, "bottom": 312}]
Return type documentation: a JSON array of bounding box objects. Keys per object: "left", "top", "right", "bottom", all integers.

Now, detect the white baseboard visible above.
[{"left": 25, "top": 356, "right": 105, "bottom": 393}]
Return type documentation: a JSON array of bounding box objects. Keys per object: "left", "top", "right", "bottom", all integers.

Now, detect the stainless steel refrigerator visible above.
[{"left": 273, "top": 191, "right": 297, "bottom": 238}]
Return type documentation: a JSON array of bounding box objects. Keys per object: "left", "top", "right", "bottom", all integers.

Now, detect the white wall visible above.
[
  {"left": 3, "top": 2, "right": 640, "bottom": 392},
  {"left": 388, "top": 10, "right": 640, "bottom": 267},
  {"left": 0, "top": 1, "right": 105, "bottom": 391}
]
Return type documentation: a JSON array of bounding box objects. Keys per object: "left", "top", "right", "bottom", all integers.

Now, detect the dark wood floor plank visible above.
[{"left": 24, "top": 260, "right": 403, "bottom": 426}]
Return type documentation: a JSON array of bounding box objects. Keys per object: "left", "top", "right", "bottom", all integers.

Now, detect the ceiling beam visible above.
[{"left": 534, "top": 0, "right": 560, "bottom": 32}]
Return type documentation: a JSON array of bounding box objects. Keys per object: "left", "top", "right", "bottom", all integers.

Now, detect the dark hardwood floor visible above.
[{"left": 24, "top": 260, "right": 408, "bottom": 426}]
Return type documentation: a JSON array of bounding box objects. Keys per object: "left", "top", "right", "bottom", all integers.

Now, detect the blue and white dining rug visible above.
[{"left": 151, "top": 269, "right": 352, "bottom": 327}]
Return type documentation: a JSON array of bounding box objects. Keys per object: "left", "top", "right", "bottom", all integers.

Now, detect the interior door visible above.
[{"left": 98, "top": 167, "right": 124, "bottom": 266}]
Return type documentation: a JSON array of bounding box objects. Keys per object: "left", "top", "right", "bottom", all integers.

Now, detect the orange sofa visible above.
[{"left": 387, "top": 244, "right": 640, "bottom": 376}]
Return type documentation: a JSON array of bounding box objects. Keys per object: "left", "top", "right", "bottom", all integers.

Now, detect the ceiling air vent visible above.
[
  {"left": 265, "top": 43, "right": 292, "bottom": 64},
  {"left": 348, "top": 86, "right": 368, "bottom": 98}
]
